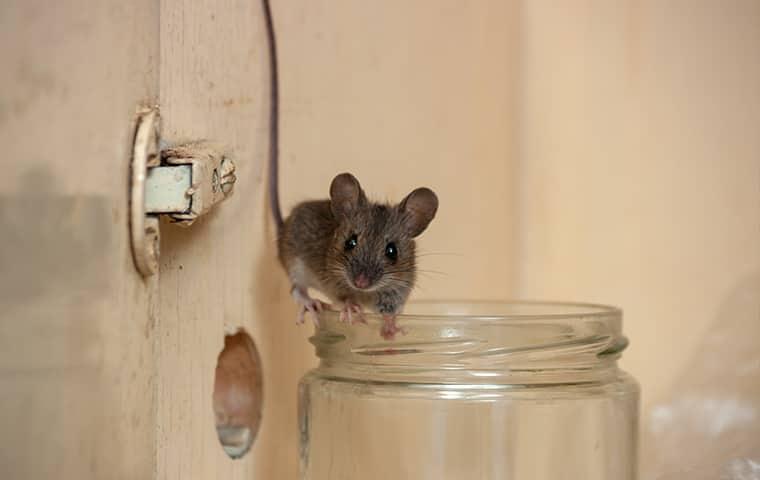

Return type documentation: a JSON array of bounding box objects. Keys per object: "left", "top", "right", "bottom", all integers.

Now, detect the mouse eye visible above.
[
  {"left": 344, "top": 234, "right": 358, "bottom": 251},
  {"left": 385, "top": 242, "right": 398, "bottom": 262}
]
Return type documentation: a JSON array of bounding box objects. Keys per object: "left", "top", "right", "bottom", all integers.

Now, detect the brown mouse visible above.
[
  {"left": 262, "top": 2, "right": 438, "bottom": 339},
  {"left": 279, "top": 174, "right": 437, "bottom": 338}
]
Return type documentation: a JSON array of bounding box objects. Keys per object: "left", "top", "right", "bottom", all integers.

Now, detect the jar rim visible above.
[
  {"left": 324, "top": 299, "right": 622, "bottom": 322},
  {"left": 312, "top": 300, "right": 627, "bottom": 385}
]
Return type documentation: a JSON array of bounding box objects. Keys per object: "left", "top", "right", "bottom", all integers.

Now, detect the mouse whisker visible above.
[{"left": 412, "top": 269, "right": 447, "bottom": 276}]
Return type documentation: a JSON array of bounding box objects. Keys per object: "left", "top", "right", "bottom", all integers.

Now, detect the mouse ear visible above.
[
  {"left": 398, "top": 187, "right": 438, "bottom": 237},
  {"left": 330, "top": 173, "right": 366, "bottom": 218}
]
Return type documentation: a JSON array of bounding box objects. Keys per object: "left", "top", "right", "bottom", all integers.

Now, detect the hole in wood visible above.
[{"left": 213, "top": 329, "right": 263, "bottom": 459}]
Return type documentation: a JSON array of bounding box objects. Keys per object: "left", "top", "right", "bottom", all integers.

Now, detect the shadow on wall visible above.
[
  {"left": 641, "top": 272, "right": 760, "bottom": 480},
  {"left": 0, "top": 167, "right": 110, "bottom": 305},
  {"left": 249, "top": 205, "right": 316, "bottom": 478}
]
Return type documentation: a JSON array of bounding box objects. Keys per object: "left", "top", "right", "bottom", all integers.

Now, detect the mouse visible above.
[
  {"left": 261, "top": 0, "right": 438, "bottom": 339},
  {"left": 277, "top": 173, "right": 438, "bottom": 339}
]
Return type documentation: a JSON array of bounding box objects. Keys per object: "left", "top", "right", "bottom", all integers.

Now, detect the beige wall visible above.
[
  {"left": 282, "top": 0, "right": 759, "bottom": 476},
  {"left": 512, "top": 1, "right": 760, "bottom": 476},
  {"left": 278, "top": 0, "right": 520, "bottom": 301},
  {"left": 515, "top": 0, "right": 760, "bottom": 408}
]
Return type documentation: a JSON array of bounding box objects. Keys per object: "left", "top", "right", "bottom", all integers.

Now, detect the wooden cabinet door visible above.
[
  {"left": 0, "top": 1, "right": 160, "bottom": 479},
  {"left": 0, "top": 1, "right": 313, "bottom": 478}
]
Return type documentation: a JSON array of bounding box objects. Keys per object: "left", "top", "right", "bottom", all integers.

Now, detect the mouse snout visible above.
[
  {"left": 353, "top": 273, "right": 371, "bottom": 289},
  {"left": 348, "top": 259, "right": 383, "bottom": 290}
]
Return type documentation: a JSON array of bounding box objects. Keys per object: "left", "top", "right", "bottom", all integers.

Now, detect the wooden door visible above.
[
  {"left": 0, "top": 1, "right": 316, "bottom": 478},
  {"left": 0, "top": 1, "right": 160, "bottom": 478}
]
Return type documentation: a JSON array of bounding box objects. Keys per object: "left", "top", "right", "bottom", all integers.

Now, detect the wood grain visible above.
[{"left": 0, "top": 1, "right": 160, "bottom": 478}]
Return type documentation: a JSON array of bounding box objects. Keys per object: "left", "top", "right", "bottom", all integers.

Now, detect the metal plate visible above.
[
  {"left": 130, "top": 107, "right": 160, "bottom": 277},
  {"left": 144, "top": 165, "right": 192, "bottom": 214}
]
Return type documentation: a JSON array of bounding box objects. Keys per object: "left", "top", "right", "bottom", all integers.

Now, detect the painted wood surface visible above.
[{"left": 0, "top": 1, "right": 160, "bottom": 478}]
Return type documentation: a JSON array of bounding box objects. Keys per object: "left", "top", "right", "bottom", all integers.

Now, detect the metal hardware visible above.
[
  {"left": 130, "top": 108, "right": 161, "bottom": 277},
  {"left": 145, "top": 165, "right": 192, "bottom": 214},
  {"left": 161, "top": 143, "right": 236, "bottom": 226},
  {"left": 130, "top": 108, "right": 237, "bottom": 277}
]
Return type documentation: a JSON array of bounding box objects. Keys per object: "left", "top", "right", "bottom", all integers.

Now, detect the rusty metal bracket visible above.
[
  {"left": 161, "top": 143, "right": 236, "bottom": 226},
  {"left": 130, "top": 108, "right": 237, "bottom": 277},
  {"left": 130, "top": 108, "right": 161, "bottom": 277}
]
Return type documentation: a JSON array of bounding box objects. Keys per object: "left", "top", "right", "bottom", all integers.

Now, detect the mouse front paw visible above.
[
  {"left": 339, "top": 302, "right": 366, "bottom": 325},
  {"left": 380, "top": 314, "right": 406, "bottom": 340},
  {"left": 297, "top": 298, "right": 328, "bottom": 327},
  {"left": 291, "top": 285, "right": 328, "bottom": 327}
]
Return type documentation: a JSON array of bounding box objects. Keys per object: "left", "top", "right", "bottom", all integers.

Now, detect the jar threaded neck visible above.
[{"left": 311, "top": 301, "right": 627, "bottom": 385}]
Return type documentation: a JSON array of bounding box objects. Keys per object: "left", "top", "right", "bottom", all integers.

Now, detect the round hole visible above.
[{"left": 213, "top": 329, "right": 263, "bottom": 459}]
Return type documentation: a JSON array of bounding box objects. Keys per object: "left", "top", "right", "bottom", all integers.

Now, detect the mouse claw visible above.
[
  {"left": 312, "top": 299, "right": 329, "bottom": 314},
  {"left": 350, "top": 304, "right": 367, "bottom": 325},
  {"left": 291, "top": 286, "right": 328, "bottom": 327},
  {"left": 339, "top": 302, "right": 366, "bottom": 325},
  {"left": 380, "top": 315, "right": 405, "bottom": 340},
  {"left": 296, "top": 299, "right": 326, "bottom": 327}
]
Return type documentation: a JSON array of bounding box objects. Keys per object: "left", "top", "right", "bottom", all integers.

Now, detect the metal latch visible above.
[{"left": 130, "top": 107, "right": 237, "bottom": 276}]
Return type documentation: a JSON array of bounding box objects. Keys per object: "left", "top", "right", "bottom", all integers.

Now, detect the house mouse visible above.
[{"left": 261, "top": 1, "right": 438, "bottom": 339}]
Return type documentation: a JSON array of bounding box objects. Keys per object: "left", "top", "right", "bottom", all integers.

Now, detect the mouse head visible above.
[{"left": 326, "top": 173, "right": 438, "bottom": 294}]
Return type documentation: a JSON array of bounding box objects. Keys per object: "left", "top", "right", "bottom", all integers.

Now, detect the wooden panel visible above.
[
  {"left": 156, "top": 1, "right": 310, "bottom": 479},
  {"left": 0, "top": 1, "right": 159, "bottom": 479}
]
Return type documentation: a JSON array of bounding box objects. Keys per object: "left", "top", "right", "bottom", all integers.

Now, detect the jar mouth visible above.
[
  {"left": 312, "top": 300, "right": 627, "bottom": 385},
  {"left": 323, "top": 300, "right": 621, "bottom": 323}
]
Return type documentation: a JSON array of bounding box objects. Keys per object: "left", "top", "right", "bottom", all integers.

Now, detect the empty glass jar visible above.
[{"left": 299, "top": 301, "right": 639, "bottom": 480}]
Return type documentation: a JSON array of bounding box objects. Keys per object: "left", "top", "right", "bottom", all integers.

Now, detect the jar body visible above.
[{"left": 298, "top": 302, "right": 640, "bottom": 480}]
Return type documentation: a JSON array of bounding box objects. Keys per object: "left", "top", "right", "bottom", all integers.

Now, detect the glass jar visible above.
[{"left": 298, "top": 301, "right": 639, "bottom": 480}]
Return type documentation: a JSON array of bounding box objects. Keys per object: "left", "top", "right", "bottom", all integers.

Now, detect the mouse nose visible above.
[{"left": 353, "top": 274, "right": 371, "bottom": 289}]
